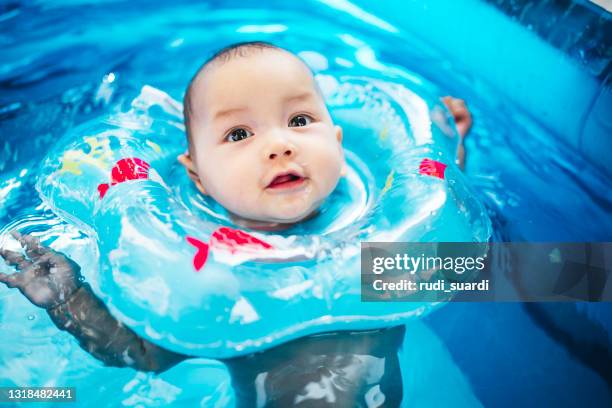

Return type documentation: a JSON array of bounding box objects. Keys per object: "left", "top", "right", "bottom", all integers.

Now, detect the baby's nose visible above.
[
  {"left": 265, "top": 137, "right": 295, "bottom": 160},
  {"left": 268, "top": 149, "right": 292, "bottom": 160}
]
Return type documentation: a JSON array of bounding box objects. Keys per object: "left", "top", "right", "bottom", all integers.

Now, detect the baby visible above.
[
  {"left": 0, "top": 42, "right": 472, "bottom": 406},
  {"left": 179, "top": 41, "right": 345, "bottom": 229}
]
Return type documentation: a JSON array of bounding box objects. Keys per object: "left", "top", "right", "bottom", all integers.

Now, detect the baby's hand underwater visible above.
[{"left": 0, "top": 231, "right": 82, "bottom": 309}]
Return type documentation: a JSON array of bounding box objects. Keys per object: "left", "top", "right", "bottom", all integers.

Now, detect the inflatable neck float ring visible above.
[{"left": 38, "top": 80, "right": 491, "bottom": 358}]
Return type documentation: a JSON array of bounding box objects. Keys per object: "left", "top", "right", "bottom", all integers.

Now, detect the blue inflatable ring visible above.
[{"left": 38, "top": 79, "right": 491, "bottom": 358}]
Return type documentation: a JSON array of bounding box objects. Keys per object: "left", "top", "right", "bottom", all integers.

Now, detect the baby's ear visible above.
[
  {"left": 334, "top": 125, "right": 348, "bottom": 177},
  {"left": 177, "top": 152, "right": 208, "bottom": 195},
  {"left": 335, "top": 125, "right": 343, "bottom": 144}
]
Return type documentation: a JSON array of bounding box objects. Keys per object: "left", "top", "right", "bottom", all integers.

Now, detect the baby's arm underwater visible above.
[{"left": 0, "top": 232, "right": 188, "bottom": 374}]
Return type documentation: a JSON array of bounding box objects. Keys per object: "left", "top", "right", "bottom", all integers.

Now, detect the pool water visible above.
[{"left": 1, "top": 1, "right": 611, "bottom": 407}]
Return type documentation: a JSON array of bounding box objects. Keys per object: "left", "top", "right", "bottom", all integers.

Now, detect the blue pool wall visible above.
[{"left": 355, "top": 0, "right": 611, "bottom": 179}]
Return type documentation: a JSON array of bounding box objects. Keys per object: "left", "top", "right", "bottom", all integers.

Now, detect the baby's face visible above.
[{"left": 187, "top": 49, "right": 344, "bottom": 225}]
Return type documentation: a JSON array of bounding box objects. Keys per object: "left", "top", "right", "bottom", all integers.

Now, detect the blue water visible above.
[{"left": 1, "top": 1, "right": 611, "bottom": 407}]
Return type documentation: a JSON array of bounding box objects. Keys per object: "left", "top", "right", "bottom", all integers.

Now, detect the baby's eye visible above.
[
  {"left": 226, "top": 128, "right": 253, "bottom": 142},
  {"left": 288, "top": 114, "right": 313, "bottom": 127}
]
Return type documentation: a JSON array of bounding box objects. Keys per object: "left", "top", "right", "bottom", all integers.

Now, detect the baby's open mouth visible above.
[{"left": 266, "top": 172, "right": 306, "bottom": 190}]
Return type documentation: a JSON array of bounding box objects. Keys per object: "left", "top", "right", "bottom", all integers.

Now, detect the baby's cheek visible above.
[
  {"left": 319, "top": 148, "right": 343, "bottom": 185},
  {"left": 204, "top": 161, "right": 241, "bottom": 191},
  {"left": 218, "top": 183, "right": 247, "bottom": 206}
]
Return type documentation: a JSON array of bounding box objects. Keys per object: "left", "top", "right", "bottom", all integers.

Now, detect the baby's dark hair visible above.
[{"left": 183, "top": 41, "right": 281, "bottom": 154}]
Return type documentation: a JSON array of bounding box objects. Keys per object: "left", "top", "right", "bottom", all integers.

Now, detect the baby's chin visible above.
[{"left": 230, "top": 205, "right": 320, "bottom": 230}]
